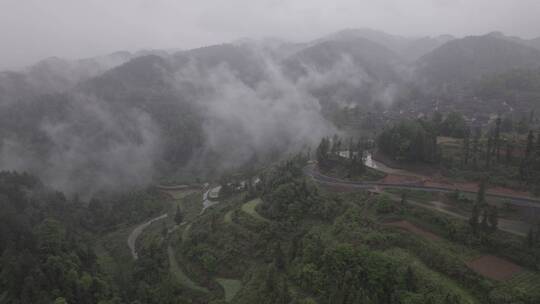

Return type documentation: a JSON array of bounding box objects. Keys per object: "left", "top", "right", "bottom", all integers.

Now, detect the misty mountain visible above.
[
  {"left": 486, "top": 31, "right": 540, "bottom": 51},
  {"left": 0, "top": 52, "right": 135, "bottom": 105},
  {"left": 5, "top": 29, "right": 539, "bottom": 196},
  {"left": 416, "top": 34, "right": 540, "bottom": 87},
  {"left": 531, "top": 38, "right": 540, "bottom": 51},
  {"left": 319, "top": 28, "right": 455, "bottom": 61},
  {"left": 284, "top": 37, "right": 401, "bottom": 79},
  {"left": 0, "top": 42, "right": 337, "bottom": 196},
  {"left": 281, "top": 36, "right": 406, "bottom": 110}
]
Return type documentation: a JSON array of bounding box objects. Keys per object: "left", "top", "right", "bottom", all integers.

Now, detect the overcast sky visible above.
[{"left": 1, "top": 0, "right": 540, "bottom": 70}]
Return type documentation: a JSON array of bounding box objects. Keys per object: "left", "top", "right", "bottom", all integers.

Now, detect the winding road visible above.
[
  {"left": 305, "top": 161, "right": 540, "bottom": 236},
  {"left": 127, "top": 213, "right": 169, "bottom": 259},
  {"left": 304, "top": 164, "right": 540, "bottom": 208}
]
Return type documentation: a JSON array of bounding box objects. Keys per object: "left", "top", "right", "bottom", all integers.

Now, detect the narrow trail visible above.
[{"left": 127, "top": 214, "right": 168, "bottom": 260}]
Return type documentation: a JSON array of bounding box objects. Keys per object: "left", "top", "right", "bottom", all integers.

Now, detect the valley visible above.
[{"left": 2, "top": 9, "right": 540, "bottom": 302}]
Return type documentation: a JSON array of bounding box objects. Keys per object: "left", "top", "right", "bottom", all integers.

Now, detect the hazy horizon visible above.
[{"left": 1, "top": 0, "right": 540, "bottom": 70}]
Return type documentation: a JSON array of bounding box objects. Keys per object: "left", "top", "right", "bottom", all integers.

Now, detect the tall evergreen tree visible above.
[
  {"left": 278, "top": 280, "right": 291, "bottom": 304},
  {"left": 470, "top": 204, "right": 480, "bottom": 234},
  {"left": 481, "top": 209, "right": 489, "bottom": 232},
  {"left": 527, "top": 228, "right": 534, "bottom": 248},
  {"left": 462, "top": 129, "right": 470, "bottom": 166},
  {"left": 405, "top": 266, "right": 416, "bottom": 292},
  {"left": 485, "top": 137, "right": 493, "bottom": 168},
  {"left": 477, "top": 180, "right": 487, "bottom": 205},
  {"left": 506, "top": 141, "right": 513, "bottom": 164},
  {"left": 357, "top": 140, "right": 366, "bottom": 174},
  {"left": 316, "top": 137, "right": 330, "bottom": 165},
  {"left": 265, "top": 264, "right": 277, "bottom": 292},
  {"left": 526, "top": 131, "right": 535, "bottom": 159},
  {"left": 488, "top": 206, "right": 499, "bottom": 232},
  {"left": 174, "top": 205, "right": 183, "bottom": 225},
  {"left": 494, "top": 117, "right": 502, "bottom": 162},
  {"left": 472, "top": 129, "right": 480, "bottom": 169},
  {"left": 273, "top": 242, "right": 285, "bottom": 270},
  {"left": 400, "top": 193, "right": 407, "bottom": 207}
]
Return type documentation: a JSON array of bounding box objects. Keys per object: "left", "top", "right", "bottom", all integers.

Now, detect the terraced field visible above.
[
  {"left": 241, "top": 198, "right": 268, "bottom": 222},
  {"left": 504, "top": 271, "right": 540, "bottom": 296}
]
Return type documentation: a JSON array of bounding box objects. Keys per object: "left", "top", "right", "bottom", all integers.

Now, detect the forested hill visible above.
[
  {"left": 0, "top": 170, "right": 171, "bottom": 303},
  {"left": 416, "top": 35, "right": 540, "bottom": 87}
]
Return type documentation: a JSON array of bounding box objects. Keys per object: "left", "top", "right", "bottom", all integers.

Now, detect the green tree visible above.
[
  {"left": 470, "top": 204, "right": 480, "bottom": 234},
  {"left": 174, "top": 205, "right": 183, "bottom": 225},
  {"left": 485, "top": 136, "right": 493, "bottom": 168},
  {"left": 441, "top": 112, "right": 468, "bottom": 138},
  {"left": 316, "top": 137, "right": 330, "bottom": 165},
  {"left": 278, "top": 280, "right": 291, "bottom": 304},
  {"left": 404, "top": 266, "right": 416, "bottom": 292},
  {"left": 476, "top": 180, "right": 487, "bottom": 205},
  {"left": 526, "top": 131, "right": 535, "bottom": 159},
  {"left": 494, "top": 117, "right": 502, "bottom": 162},
  {"left": 488, "top": 206, "right": 498, "bottom": 232},
  {"left": 481, "top": 209, "right": 489, "bottom": 232},
  {"left": 527, "top": 228, "right": 534, "bottom": 248},
  {"left": 462, "top": 129, "right": 470, "bottom": 165},
  {"left": 265, "top": 264, "right": 277, "bottom": 293},
  {"left": 506, "top": 141, "right": 513, "bottom": 164},
  {"left": 472, "top": 128, "right": 481, "bottom": 169},
  {"left": 400, "top": 193, "right": 407, "bottom": 207},
  {"left": 273, "top": 242, "right": 286, "bottom": 271}
]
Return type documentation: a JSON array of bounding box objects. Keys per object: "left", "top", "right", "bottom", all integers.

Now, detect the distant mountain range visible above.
[{"left": 2, "top": 28, "right": 540, "bottom": 195}]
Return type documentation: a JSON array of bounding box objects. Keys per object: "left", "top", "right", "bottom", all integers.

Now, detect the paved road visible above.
[
  {"left": 127, "top": 214, "right": 168, "bottom": 260},
  {"left": 304, "top": 164, "right": 540, "bottom": 208}
]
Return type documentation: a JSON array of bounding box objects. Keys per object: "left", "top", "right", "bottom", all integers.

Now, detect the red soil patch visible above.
[
  {"left": 385, "top": 220, "right": 441, "bottom": 241},
  {"left": 466, "top": 255, "right": 522, "bottom": 281}
]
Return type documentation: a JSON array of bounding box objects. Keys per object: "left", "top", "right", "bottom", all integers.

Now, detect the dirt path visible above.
[{"left": 127, "top": 214, "right": 168, "bottom": 260}]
